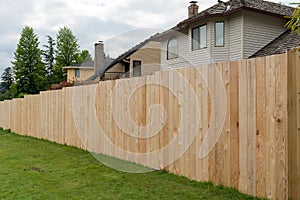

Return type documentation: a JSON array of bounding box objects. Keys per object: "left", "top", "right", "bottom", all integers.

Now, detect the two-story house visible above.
[{"left": 159, "top": 0, "right": 297, "bottom": 70}]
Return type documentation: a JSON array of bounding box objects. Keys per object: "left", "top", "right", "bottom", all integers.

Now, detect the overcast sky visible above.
[{"left": 0, "top": 0, "right": 295, "bottom": 73}]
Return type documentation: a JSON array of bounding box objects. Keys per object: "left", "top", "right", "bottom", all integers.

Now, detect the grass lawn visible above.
[{"left": 0, "top": 129, "right": 263, "bottom": 200}]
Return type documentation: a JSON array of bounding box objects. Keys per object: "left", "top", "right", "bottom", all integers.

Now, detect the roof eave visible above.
[
  {"left": 62, "top": 66, "right": 95, "bottom": 70},
  {"left": 177, "top": 6, "right": 289, "bottom": 29}
]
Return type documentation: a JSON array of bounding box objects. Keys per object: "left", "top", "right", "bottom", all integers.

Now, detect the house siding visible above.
[
  {"left": 130, "top": 41, "right": 161, "bottom": 76},
  {"left": 160, "top": 10, "right": 287, "bottom": 69},
  {"left": 161, "top": 31, "right": 189, "bottom": 70},
  {"left": 243, "top": 11, "right": 287, "bottom": 58},
  {"left": 105, "top": 63, "right": 125, "bottom": 79},
  {"left": 229, "top": 13, "right": 243, "bottom": 60},
  {"left": 189, "top": 19, "right": 212, "bottom": 67},
  {"left": 105, "top": 41, "right": 161, "bottom": 79},
  {"left": 210, "top": 17, "right": 230, "bottom": 63},
  {"left": 66, "top": 68, "right": 94, "bottom": 82}
]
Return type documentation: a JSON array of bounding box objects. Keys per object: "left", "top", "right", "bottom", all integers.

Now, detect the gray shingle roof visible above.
[
  {"left": 178, "top": 0, "right": 294, "bottom": 28},
  {"left": 63, "top": 61, "right": 94, "bottom": 69},
  {"left": 85, "top": 58, "right": 114, "bottom": 81},
  {"left": 86, "top": 33, "right": 160, "bottom": 81},
  {"left": 250, "top": 30, "right": 300, "bottom": 58}
]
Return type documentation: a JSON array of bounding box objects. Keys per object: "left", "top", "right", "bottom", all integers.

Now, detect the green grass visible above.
[{"left": 0, "top": 129, "right": 263, "bottom": 200}]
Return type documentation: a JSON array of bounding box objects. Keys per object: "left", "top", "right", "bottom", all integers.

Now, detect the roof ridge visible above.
[{"left": 177, "top": 0, "right": 294, "bottom": 28}]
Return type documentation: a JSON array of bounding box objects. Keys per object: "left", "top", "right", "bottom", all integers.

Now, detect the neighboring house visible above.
[
  {"left": 63, "top": 42, "right": 113, "bottom": 83},
  {"left": 86, "top": 34, "right": 161, "bottom": 82},
  {"left": 251, "top": 30, "right": 300, "bottom": 58},
  {"left": 63, "top": 62, "right": 94, "bottom": 82},
  {"left": 159, "top": 0, "right": 296, "bottom": 70}
]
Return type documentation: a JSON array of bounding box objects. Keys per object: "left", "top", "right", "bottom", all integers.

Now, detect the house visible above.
[
  {"left": 63, "top": 62, "right": 94, "bottom": 82},
  {"left": 250, "top": 30, "right": 300, "bottom": 57},
  {"left": 63, "top": 42, "right": 113, "bottom": 83},
  {"left": 158, "top": 0, "right": 296, "bottom": 70},
  {"left": 86, "top": 34, "right": 161, "bottom": 82}
]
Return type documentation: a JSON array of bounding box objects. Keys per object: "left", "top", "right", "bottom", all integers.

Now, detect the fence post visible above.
[{"left": 287, "top": 50, "right": 300, "bottom": 200}]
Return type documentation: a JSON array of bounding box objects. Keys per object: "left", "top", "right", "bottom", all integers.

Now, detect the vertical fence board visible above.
[
  {"left": 265, "top": 55, "right": 276, "bottom": 199},
  {"left": 0, "top": 52, "right": 298, "bottom": 200},
  {"left": 247, "top": 58, "right": 257, "bottom": 196},
  {"left": 274, "top": 53, "right": 288, "bottom": 199},
  {"left": 238, "top": 59, "right": 248, "bottom": 194},
  {"left": 297, "top": 52, "right": 300, "bottom": 200},
  {"left": 288, "top": 51, "right": 300, "bottom": 200},
  {"left": 208, "top": 64, "right": 216, "bottom": 183},
  {"left": 229, "top": 61, "right": 239, "bottom": 189},
  {"left": 255, "top": 56, "right": 266, "bottom": 198}
]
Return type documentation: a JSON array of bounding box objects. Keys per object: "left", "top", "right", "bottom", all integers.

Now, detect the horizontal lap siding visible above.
[
  {"left": 243, "top": 11, "right": 287, "bottom": 59},
  {"left": 210, "top": 18, "right": 230, "bottom": 63},
  {"left": 161, "top": 32, "right": 189, "bottom": 70},
  {"left": 229, "top": 14, "right": 243, "bottom": 60},
  {"left": 189, "top": 19, "right": 212, "bottom": 66}
]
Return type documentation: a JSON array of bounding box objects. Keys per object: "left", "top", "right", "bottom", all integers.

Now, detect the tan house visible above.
[
  {"left": 63, "top": 42, "right": 113, "bottom": 83},
  {"left": 159, "top": 0, "right": 298, "bottom": 70},
  {"left": 63, "top": 62, "right": 95, "bottom": 82},
  {"left": 86, "top": 35, "right": 161, "bottom": 82}
]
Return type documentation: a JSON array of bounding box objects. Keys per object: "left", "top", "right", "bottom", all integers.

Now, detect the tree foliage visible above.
[
  {"left": 1, "top": 67, "right": 14, "bottom": 90},
  {"left": 54, "top": 27, "right": 80, "bottom": 83},
  {"left": 42, "top": 35, "right": 56, "bottom": 75},
  {"left": 55, "top": 26, "right": 80, "bottom": 67},
  {"left": 76, "top": 50, "right": 93, "bottom": 64},
  {"left": 286, "top": 2, "right": 300, "bottom": 34},
  {"left": 12, "top": 26, "right": 46, "bottom": 95}
]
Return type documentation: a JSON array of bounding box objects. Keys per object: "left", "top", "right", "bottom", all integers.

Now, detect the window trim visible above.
[
  {"left": 167, "top": 37, "right": 179, "bottom": 60},
  {"left": 192, "top": 23, "right": 207, "bottom": 51},
  {"left": 215, "top": 21, "right": 225, "bottom": 47},
  {"left": 132, "top": 60, "right": 142, "bottom": 77},
  {"left": 75, "top": 69, "right": 80, "bottom": 78}
]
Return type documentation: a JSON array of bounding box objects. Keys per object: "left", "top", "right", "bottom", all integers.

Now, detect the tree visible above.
[
  {"left": 12, "top": 26, "right": 46, "bottom": 95},
  {"left": 286, "top": 3, "right": 300, "bottom": 34},
  {"left": 75, "top": 49, "right": 93, "bottom": 64},
  {"left": 55, "top": 26, "right": 80, "bottom": 67},
  {"left": 54, "top": 27, "right": 80, "bottom": 83},
  {"left": 1, "top": 67, "right": 14, "bottom": 90},
  {"left": 42, "top": 35, "right": 56, "bottom": 75}
]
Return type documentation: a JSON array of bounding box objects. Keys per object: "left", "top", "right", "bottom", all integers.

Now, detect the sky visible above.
[{"left": 0, "top": 0, "right": 296, "bottom": 73}]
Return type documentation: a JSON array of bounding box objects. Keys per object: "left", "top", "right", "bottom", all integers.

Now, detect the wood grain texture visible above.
[
  {"left": 229, "top": 61, "right": 239, "bottom": 189},
  {"left": 0, "top": 52, "right": 297, "bottom": 199},
  {"left": 265, "top": 55, "right": 276, "bottom": 199},
  {"left": 255, "top": 56, "right": 266, "bottom": 198},
  {"left": 238, "top": 59, "right": 248, "bottom": 194}
]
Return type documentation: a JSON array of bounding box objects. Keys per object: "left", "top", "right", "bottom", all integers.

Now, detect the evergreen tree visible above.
[
  {"left": 42, "top": 35, "right": 56, "bottom": 75},
  {"left": 54, "top": 26, "right": 80, "bottom": 82},
  {"left": 0, "top": 67, "right": 14, "bottom": 90},
  {"left": 12, "top": 26, "right": 46, "bottom": 95}
]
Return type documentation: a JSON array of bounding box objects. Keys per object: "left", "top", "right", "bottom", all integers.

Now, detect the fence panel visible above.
[{"left": 0, "top": 52, "right": 299, "bottom": 199}]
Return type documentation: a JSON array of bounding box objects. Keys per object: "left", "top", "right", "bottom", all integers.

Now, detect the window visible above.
[
  {"left": 133, "top": 60, "right": 141, "bottom": 77},
  {"left": 192, "top": 24, "right": 207, "bottom": 51},
  {"left": 75, "top": 69, "right": 80, "bottom": 78},
  {"left": 167, "top": 37, "right": 178, "bottom": 60},
  {"left": 215, "top": 22, "right": 224, "bottom": 47}
]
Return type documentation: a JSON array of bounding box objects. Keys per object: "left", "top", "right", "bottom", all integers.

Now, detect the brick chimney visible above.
[
  {"left": 94, "top": 41, "right": 104, "bottom": 73},
  {"left": 188, "top": 1, "right": 199, "bottom": 18}
]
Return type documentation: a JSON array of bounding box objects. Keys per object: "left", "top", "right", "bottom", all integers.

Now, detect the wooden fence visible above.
[{"left": 0, "top": 51, "right": 299, "bottom": 199}]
